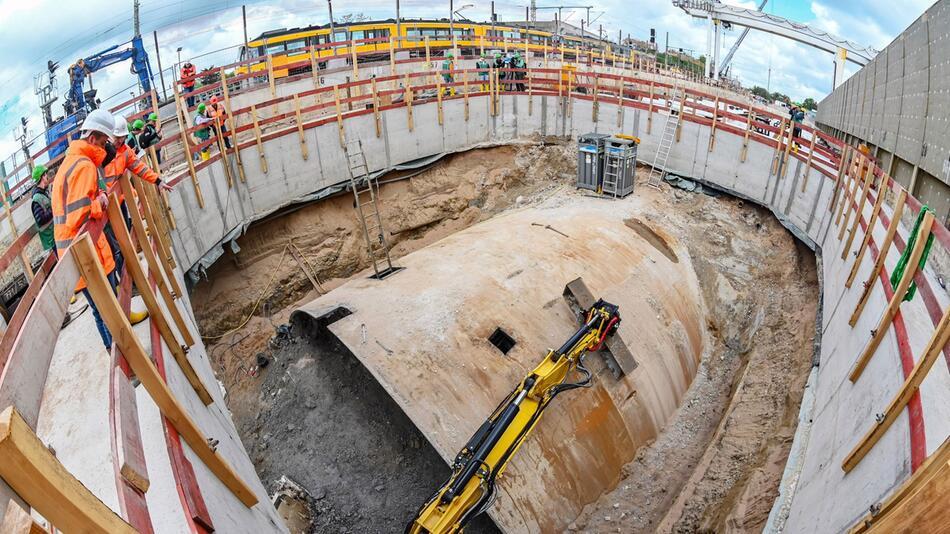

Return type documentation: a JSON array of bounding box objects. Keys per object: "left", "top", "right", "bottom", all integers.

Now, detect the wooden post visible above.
[
  {"left": 266, "top": 54, "right": 275, "bottom": 98},
  {"left": 463, "top": 70, "right": 470, "bottom": 121},
  {"left": 436, "top": 76, "right": 444, "bottom": 125},
  {"left": 647, "top": 81, "right": 654, "bottom": 134},
  {"left": 850, "top": 211, "right": 935, "bottom": 382},
  {"left": 137, "top": 173, "right": 176, "bottom": 270},
  {"left": 310, "top": 47, "right": 320, "bottom": 89},
  {"left": 214, "top": 123, "right": 234, "bottom": 188},
  {"left": 425, "top": 36, "right": 431, "bottom": 69},
  {"left": 105, "top": 194, "right": 212, "bottom": 404},
  {"left": 830, "top": 146, "right": 853, "bottom": 213},
  {"left": 293, "top": 94, "right": 309, "bottom": 160},
  {"left": 389, "top": 37, "right": 396, "bottom": 75},
  {"left": 350, "top": 44, "right": 361, "bottom": 99},
  {"left": 835, "top": 158, "right": 858, "bottom": 225},
  {"left": 837, "top": 165, "right": 862, "bottom": 234},
  {"left": 567, "top": 70, "right": 573, "bottom": 118},
  {"left": 592, "top": 75, "right": 599, "bottom": 122},
  {"left": 147, "top": 146, "right": 177, "bottom": 230},
  {"left": 480, "top": 35, "right": 485, "bottom": 56},
  {"left": 172, "top": 84, "right": 203, "bottom": 208},
  {"left": 838, "top": 167, "right": 873, "bottom": 241},
  {"left": 616, "top": 76, "right": 624, "bottom": 128},
  {"left": 490, "top": 68, "right": 498, "bottom": 116},
  {"left": 781, "top": 119, "right": 795, "bottom": 178},
  {"left": 404, "top": 74, "right": 414, "bottom": 131},
  {"left": 250, "top": 104, "right": 267, "bottom": 173},
  {"left": 846, "top": 184, "right": 889, "bottom": 288},
  {"left": 850, "top": 190, "right": 907, "bottom": 326},
  {"left": 70, "top": 236, "right": 258, "bottom": 507},
  {"left": 675, "top": 91, "right": 685, "bottom": 142},
  {"left": 801, "top": 132, "right": 817, "bottom": 192},
  {"left": 741, "top": 104, "right": 754, "bottom": 162},
  {"left": 333, "top": 85, "right": 345, "bottom": 147},
  {"left": 771, "top": 119, "right": 787, "bottom": 175},
  {"left": 841, "top": 167, "right": 875, "bottom": 255},
  {"left": 0, "top": 406, "right": 137, "bottom": 533},
  {"left": 219, "top": 68, "right": 246, "bottom": 183},
  {"left": 543, "top": 42, "right": 548, "bottom": 69},
  {"left": 126, "top": 175, "right": 183, "bottom": 304},
  {"left": 372, "top": 77, "right": 381, "bottom": 137},
  {"left": 708, "top": 96, "right": 719, "bottom": 152},
  {"left": 843, "top": 304, "right": 950, "bottom": 473}
]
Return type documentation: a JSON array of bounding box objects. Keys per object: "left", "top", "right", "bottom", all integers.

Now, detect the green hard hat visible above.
[
  {"left": 32, "top": 164, "right": 47, "bottom": 183},
  {"left": 494, "top": 52, "right": 501, "bottom": 58},
  {"left": 446, "top": 51, "right": 454, "bottom": 58},
  {"left": 132, "top": 119, "right": 145, "bottom": 130},
  {"left": 148, "top": 112, "right": 158, "bottom": 121},
  {"left": 197, "top": 103, "right": 206, "bottom": 113},
  {"left": 480, "top": 52, "right": 486, "bottom": 58}
]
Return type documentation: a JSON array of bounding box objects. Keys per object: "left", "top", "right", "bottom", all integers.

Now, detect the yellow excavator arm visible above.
[{"left": 406, "top": 299, "right": 622, "bottom": 534}]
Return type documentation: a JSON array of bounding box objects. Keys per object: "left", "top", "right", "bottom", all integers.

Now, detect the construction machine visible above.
[{"left": 406, "top": 298, "right": 623, "bottom": 534}]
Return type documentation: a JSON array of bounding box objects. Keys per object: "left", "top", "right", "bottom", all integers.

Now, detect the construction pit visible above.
[{"left": 193, "top": 142, "right": 818, "bottom": 533}]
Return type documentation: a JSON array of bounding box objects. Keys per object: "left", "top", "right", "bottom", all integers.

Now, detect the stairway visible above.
[
  {"left": 647, "top": 82, "right": 680, "bottom": 189},
  {"left": 345, "top": 140, "right": 396, "bottom": 279}
]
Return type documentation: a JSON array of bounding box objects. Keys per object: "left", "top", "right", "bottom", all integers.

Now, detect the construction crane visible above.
[
  {"left": 406, "top": 298, "right": 623, "bottom": 534},
  {"left": 40, "top": 0, "right": 154, "bottom": 158},
  {"left": 716, "top": 0, "right": 767, "bottom": 78}
]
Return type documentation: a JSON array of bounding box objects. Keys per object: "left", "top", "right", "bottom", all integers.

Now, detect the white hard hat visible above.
[
  {"left": 80, "top": 109, "right": 117, "bottom": 137},
  {"left": 112, "top": 115, "right": 128, "bottom": 137}
]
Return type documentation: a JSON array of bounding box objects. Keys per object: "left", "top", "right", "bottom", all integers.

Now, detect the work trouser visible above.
[
  {"left": 82, "top": 269, "right": 118, "bottom": 350},
  {"left": 210, "top": 123, "right": 232, "bottom": 149},
  {"left": 185, "top": 90, "right": 196, "bottom": 109}
]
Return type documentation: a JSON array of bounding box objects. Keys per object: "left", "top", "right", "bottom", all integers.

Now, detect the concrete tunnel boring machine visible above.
[{"left": 3, "top": 6, "right": 950, "bottom": 532}]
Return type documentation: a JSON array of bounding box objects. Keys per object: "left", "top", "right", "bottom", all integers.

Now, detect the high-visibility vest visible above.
[
  {"left": 31, "top": 188, "right": 55, "bottom": 251},
  {"left": 52, "top": 140, "right": 115, "bottom": 289},
  {"left": 181, "top": 66, "right": 196, "bottom": 89},
  {"left": 104, "top": 144, "right": 159, "bottom": 202}
]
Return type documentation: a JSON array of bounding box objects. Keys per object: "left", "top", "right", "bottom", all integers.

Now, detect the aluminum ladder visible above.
[
  {"left": 646, "top": 82, "right": 680, "bottom": 189},
  {"left": 601, "top": 149, "right": 623, "bottom": 198},
  {"left": 345, "top": 139, "right": 396, "bottom": 279}
]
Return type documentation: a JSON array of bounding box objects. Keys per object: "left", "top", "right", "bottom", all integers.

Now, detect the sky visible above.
[{"left": 0, "top": 0, "right": 935, "bottom": 167}]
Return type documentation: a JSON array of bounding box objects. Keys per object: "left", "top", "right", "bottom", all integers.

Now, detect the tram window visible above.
[
  {"left": 351, "top": 30, "right": 365, "bottom": 40},
  {"left": 265, "top": 42, "right": 286, "bottom": 55},
  {"left": 333, "top": 30, "right": 348, "bottom": 42},
  {"left": 314, "top": 34, "right": 329, "bottom": 45},
  {"left": 286, "top": 39, "right": 306, "bottom": 51}
]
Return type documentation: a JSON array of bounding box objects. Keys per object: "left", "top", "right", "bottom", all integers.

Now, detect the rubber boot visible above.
[{"left": 129, "top": 310, "right": 149, "bottom": 325}]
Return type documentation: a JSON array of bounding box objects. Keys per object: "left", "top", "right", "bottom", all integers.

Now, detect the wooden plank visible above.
[
  {"left": 843, "top": 303, "right": 950, "bottom": 472},
  {"left": 119, "top": 176, "right": 193, "bottom": 348},
  {"left": 781, "top": 117, "right": 795, "bottom": 178},
  {"left": 436, "top": 76, "right": 444, "bottom": 125},
  {"left": 850, "top": 190, "right": 907, "bottom": 326},
  {"left": 147, "top": 146, "right": 177, "bottom": 230},
  {"left": 1, "top": 498, "right": 50, "bottom": 534},
  {"left": 114, "top": 370, "right": 150, "bottom": 492},
  {"left": 106, "top": 194, "right": 211, "bottom": 404},
  {"left": 848, "top": 435, "right": 950, "bottom": 533},
  {"left": 647, "top": 81, "right": 654, "bottom": 135},
  {"left": 841, "top": 166, "right": 874, "bottom": 247},
  {"left": 864, "top": 455, "right": 950, "bottom": 532},
  {"left": 389, "top": 38, "right": 396, "bottom": 76},
  {"left": 1, "top": 195, "right": 33, "bottom": 280},
  {"left": 214, "top": 125, "right": 234, "bottom": 188},
  {"left": 129, "top": 176, "right": 183, "bottom": 302},
  {"left": 70, "top": 235, "right": 259, "bottom": 507},
  {"left": 137, "top": 175, "right": 177, "bottom": 271},
  {"left": 372, "top": 78, "right": 381, "bottom": 137},
  {"left": 172, "top": 84, "right": 203, "bottom": 209},
  {"left": 0, "top": 406, "right": 137, "bottom": 533},
  {"left": 250, "top": 105, "right": 268, "bottom": 173},
  {"left": 616, "top": 76, "right": 623, "bottom": 128},
  {"left": 850, "top": 211, "right": 934, "bottom": 382},
  {"left": 846, "top": 182, "right": 888, "bottom": 288},
  {"left": 592, "top": 76, "right": 599, "bottom": 122},
  {"left": 405, "top": 74, "right": 414, "bottom": 131},
  {"left": 463, "top": 70, "right": 470, "bottom": 121},
  {"left": 219, "top": 68, "right": 246, "bottom": 183},
  {"left": 674, "top": 90, "right": 685, "bottom": 142},
  {"left": 771, "top": 119, "right": 787, "bottom": 175},
  {"left": 293, "top": 95, "right": 309, "bottom": 160},
  {"left": 0, "top": 250, "right": 78, "bottom": 428},
  {"left": 310, "top": 47, "right": 320, "bottom": 88},
  {"left": 802, "top": 133, "right": 817, "bottom": 192},
  {"left": 835, "top": 162, "right": 858, "bottom": 228},
  {"left": 830, "top": 146, "right": 853, "bottom": 214},
  {"left": 741, "top": 103, "right": 753, "bottom": 162},
  {"left": 333, "top": 85, "right": 345, "bottom": 147},
  {"left": 267, "top": 54, "right": 275, "bottom": 97},
  {"left": 528, "top": 66, "right": 533, "bottom": 116}
]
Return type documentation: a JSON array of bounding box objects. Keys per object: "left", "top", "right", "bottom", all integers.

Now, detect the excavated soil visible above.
[{"left": 195, "top": 145, "right": 817, "bottom": 533}]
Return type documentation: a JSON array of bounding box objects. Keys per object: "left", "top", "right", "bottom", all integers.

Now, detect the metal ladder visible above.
[
  {"left": 345, "top": 139, "right": 396, "bottom": 279},
  {"left": 601, "top": 149, "right": 623, "bottom": 198},
  {"left": 647, "top": 82, "right": 680, "bottom": 189}
]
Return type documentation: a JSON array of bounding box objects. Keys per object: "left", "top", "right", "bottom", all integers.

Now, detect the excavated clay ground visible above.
[{"left": 193, "top": 143, "right": 817, "bottom": 533}]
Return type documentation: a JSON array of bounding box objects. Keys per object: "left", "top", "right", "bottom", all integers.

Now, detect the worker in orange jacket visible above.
[
  {"left": 51, "top": 109, "right": 118, "bottom": 349},
  {"left": 105, "top": 115, "right": 171, "bottom": 209},
  {"left": 181, "top": 62, "right": 197, "bottom": 108},
  {"left": 207, "top": 96, "right": 232, "bottom": 149}
]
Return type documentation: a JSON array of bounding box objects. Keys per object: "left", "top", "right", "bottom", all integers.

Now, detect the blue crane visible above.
[{"left": 45, "top": 34, "right": 154, "bottom": 158}]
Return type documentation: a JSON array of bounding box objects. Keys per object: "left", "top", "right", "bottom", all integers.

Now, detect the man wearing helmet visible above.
[
  {"left": 50, "top": 108, "right": 118, "bottom": 349},
  {"left": 207, "top": 95, "right": 232, "bottom": 149},
  {"left": 138, "top": 112, "right": 163, "bottom": 164},
  {"left": 181, "top": 62, "right": 197, "bottom": 108}
]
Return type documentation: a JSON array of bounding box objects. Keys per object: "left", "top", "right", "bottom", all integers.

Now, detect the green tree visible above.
[{"left": 751, "top": 86, "right": 770, "bottom": 99}]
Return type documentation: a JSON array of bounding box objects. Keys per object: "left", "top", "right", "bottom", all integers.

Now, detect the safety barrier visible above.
[{"left": 1, "top": 36, "right": 948, "bottom": 532}]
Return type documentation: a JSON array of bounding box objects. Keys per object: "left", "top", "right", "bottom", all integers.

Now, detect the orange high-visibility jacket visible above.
[
  {"left": 104, "top": 143, "right": 159, "bottom": 201},
  {"left": 181, "top": 65, "right": 196, "bottom": 89},
  {"left": 52, "top": 139, "right": 115, "bottom": 289}
]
